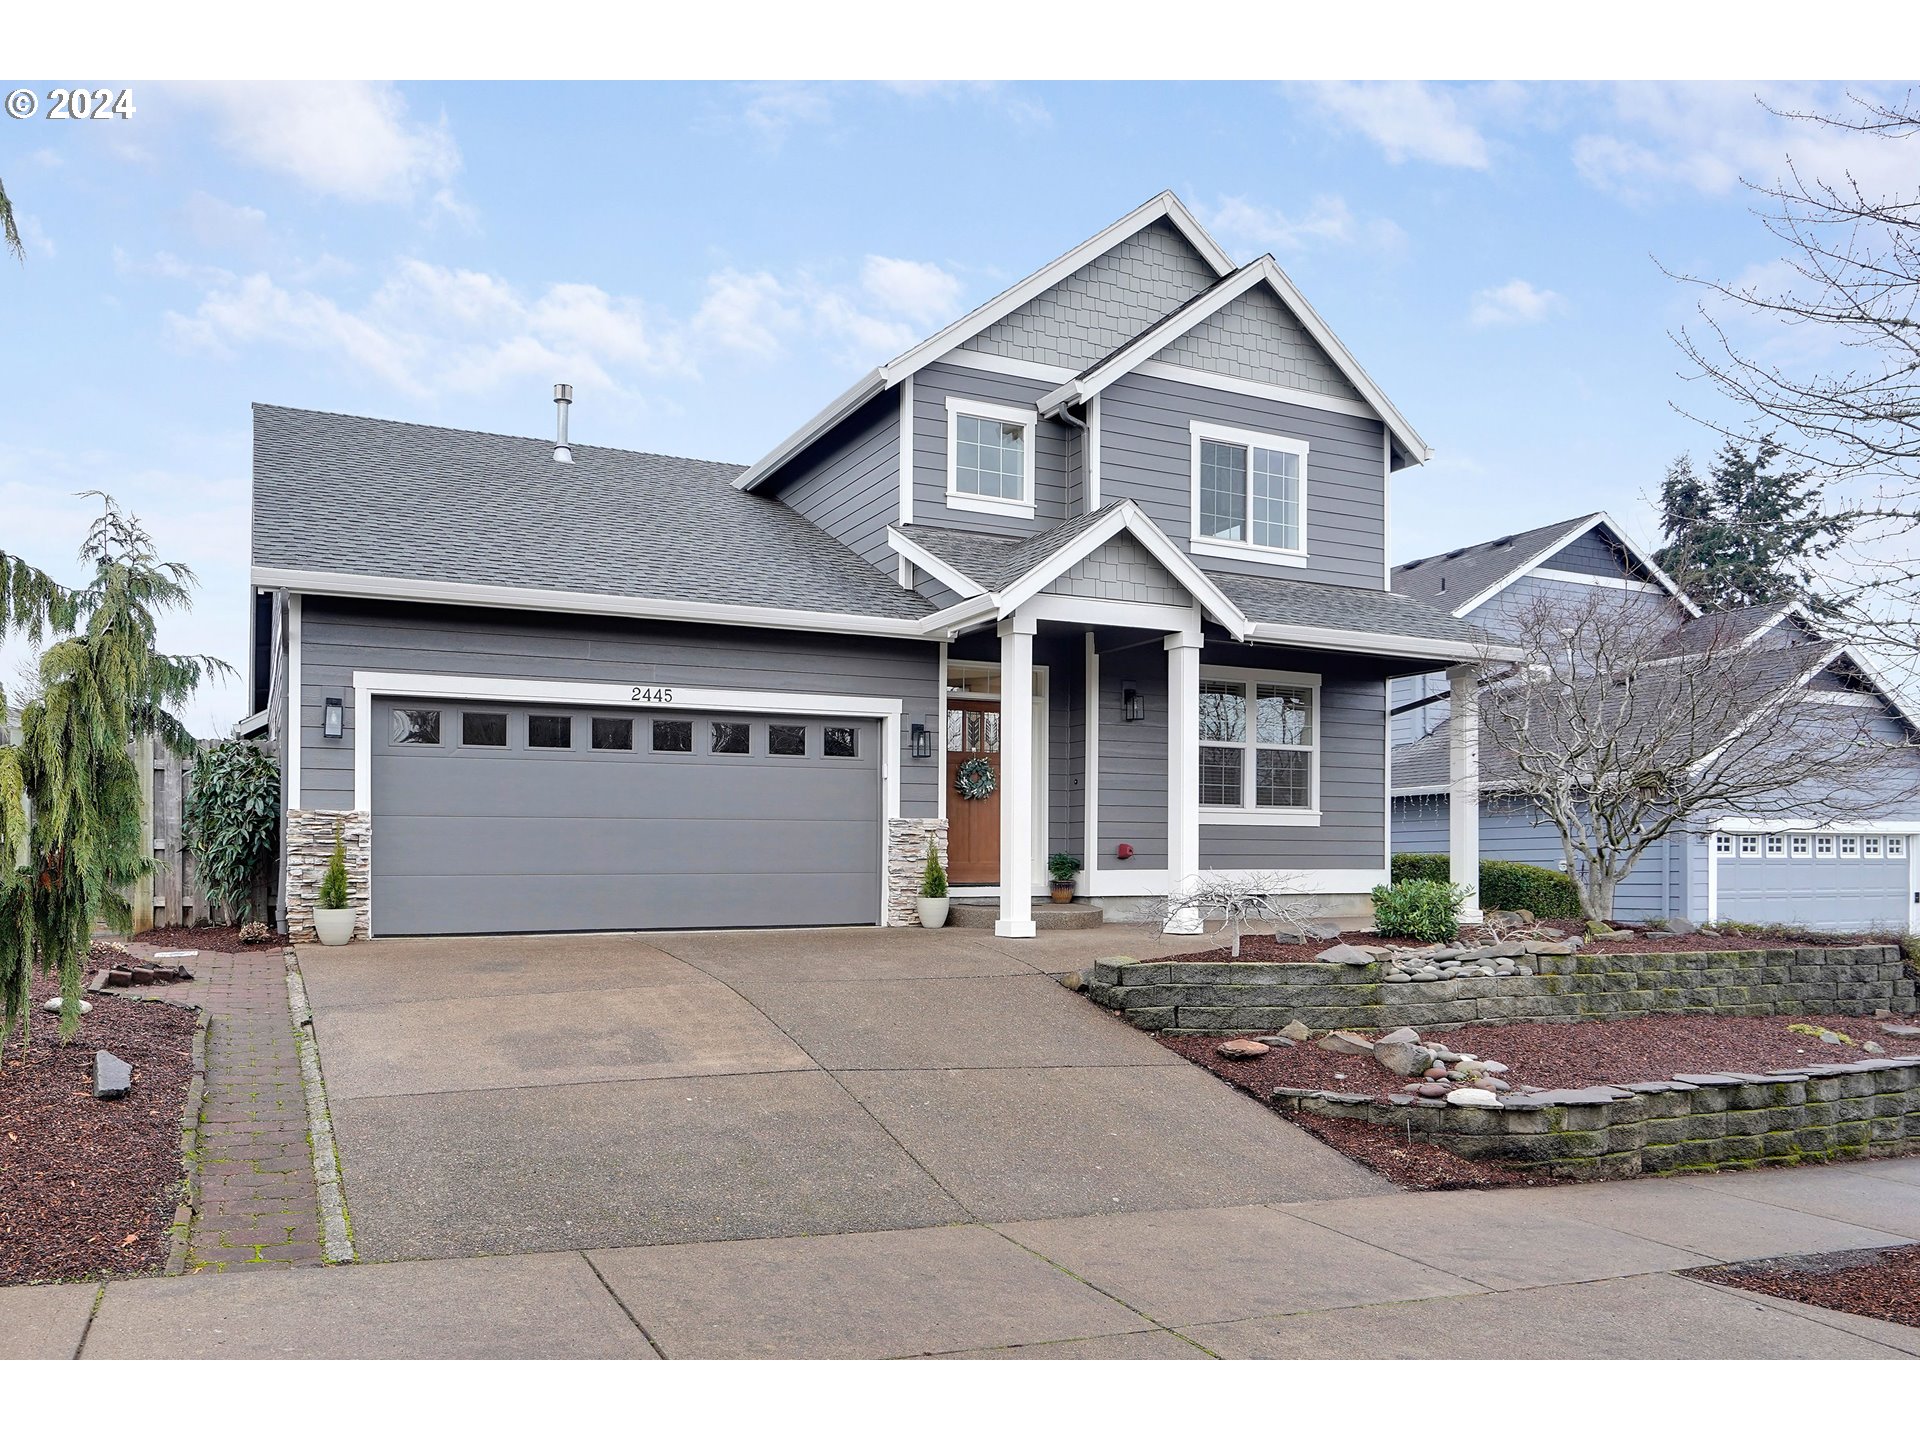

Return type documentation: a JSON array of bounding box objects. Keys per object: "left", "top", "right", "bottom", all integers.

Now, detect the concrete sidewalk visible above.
[{"left": 8, "top": 1156, "right": 1919, "bottom": 1359}]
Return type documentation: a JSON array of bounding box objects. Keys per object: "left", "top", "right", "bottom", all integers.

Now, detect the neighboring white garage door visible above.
[
  {"left": 1714, "top": 830, "right": 1916, "bottom": 932},
  {"left": 370, "top": 698, "right": 883, "bottom": 936}
]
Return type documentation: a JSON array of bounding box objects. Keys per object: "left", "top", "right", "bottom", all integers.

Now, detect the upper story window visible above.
[
  {"left": 1197, "top": 667, "right": 1319, "bottom": 825},
  {"left": 1189, "top": 421, "right": 1307, "bottom": 568},
  {"left": 946, "top": 396, "right": 1036, "bottom": 518}
]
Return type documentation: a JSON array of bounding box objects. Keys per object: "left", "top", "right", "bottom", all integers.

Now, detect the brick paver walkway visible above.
[{"left": 126, "top": 942, "right": 325, "bottom": 1270}]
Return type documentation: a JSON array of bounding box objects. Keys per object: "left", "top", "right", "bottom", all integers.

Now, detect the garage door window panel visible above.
[
  {"left": 528, "top": 714, "right": 573, "bottom": 749},
  {"left": 652, "top": 719, "right": 693, "bottom": 753},
  {"left": 769, "top": 724, "right": 807, "bottom": 757},
  {"left": 462, "top": 711, "right": 507, "bottom": 748},
  {"left": 711, "top": 721, "right": 750, "bottom": 755},
  {"left": 591, "top": 716, "right": 634, "bottom": 752},
  {"left": 824, "top": 725, "right": 858, "bottom": 758},
  {"left": 392, "top": 708, "right": 441, "bottom": 745}
]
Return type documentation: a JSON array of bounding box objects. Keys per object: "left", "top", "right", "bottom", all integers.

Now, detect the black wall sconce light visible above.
[
  {"left": 910, "top": 721, "right": 934, "bottom": 759},
  {"left": 322, "top": 696, "right": 345, "bottom": 740},
  {"left": 1121, "top": 683, "right": 1146, "bottom": 723}
]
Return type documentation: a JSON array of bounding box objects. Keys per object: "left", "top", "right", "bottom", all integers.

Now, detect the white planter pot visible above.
[
  {"left": 916, "top": 896, "right": 950, "bottom": 929},
  {"left": 312, "top": 907, "right": 356, "bottom": 946}
]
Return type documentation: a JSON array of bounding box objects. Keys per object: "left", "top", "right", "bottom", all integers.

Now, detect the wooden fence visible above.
[{"left": 131, "top": 736, "right": 277, "bottom": 932}]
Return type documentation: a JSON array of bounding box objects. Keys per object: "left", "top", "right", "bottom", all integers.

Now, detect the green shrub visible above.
[
  {"left": 1391, "top": 853, "right": 1581, "bottom": 919},
  {"left": 1047, "top": 852, "right": 1082, "bottom": 885},
  {"left": 180, "top": 738, "right": 281, "bottom": 921},
  {"left": 921, "top": 841, "right": 948, "bottom": 899},
  {"left": 1370, "top": 878, "right": 1469, "bottom": 943},
  {"left": 317, "top": 824, "right": 350, "bottom": 911}
]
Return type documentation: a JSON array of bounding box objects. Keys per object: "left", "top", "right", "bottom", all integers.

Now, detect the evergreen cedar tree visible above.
[
  {"left": 1655, "top": 438, "right": 1845, "bottom": 615},
  {"left": 0, "top": 496, "right": 230, "bottom": 1054}
]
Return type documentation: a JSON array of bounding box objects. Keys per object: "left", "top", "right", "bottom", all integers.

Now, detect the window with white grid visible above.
[
  {"left": 1765, "top": 834, "right": 1786, "bottom": 856},
  {"left": 945, "top": 397, "right": 1035, "bottom": 516},
  {"left": 1890, "top": 836, "right": 1908, "bottom": 858},
  {"left": 1738, "top": 834, "right": 1761, "bottom": 857},
  {"left": 1816, "top": 835, "right": 1836, "bottom": 857},
  {"left": 1791, "top": 834, "right": 1811, "bottom": 857},
  {"left": 1714, "top": 833, "right": 1734, "bottom": 855},
  {"left": 1864, "top": 835, "right": 1883, "bottom": 858},
  {"left": 1198, "top": 670, "right": 1318, "bottom": 816},
  {"left": 1839, "top": 834, "right": 1860, "bottom": 858},
  {"left": 1191, "top": 421, "right": 1307, "bottom": 562}
]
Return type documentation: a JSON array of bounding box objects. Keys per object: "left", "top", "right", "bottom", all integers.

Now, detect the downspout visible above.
[{"left": 1053, "top": 402, "right": 1089, "bottom": 514}]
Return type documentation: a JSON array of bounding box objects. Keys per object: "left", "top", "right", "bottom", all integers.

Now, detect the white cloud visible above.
[
  {"left": 179, "top": 191, "right": 270, "bottom": 251},
  {"left": 1311, "top": 81, "right": 1491, "bottom": 168},
  {"left": 1202, "top": 194, "right": 1406, "bottom": 255},
  {"left": 693, "top": 269, "right": 801, "bottom": 358},
  {"left": 860, "top": 255, "right": 964, "bottom": 326},
  {"left": 738, "top": 83, "right": 833, "bottom": 146},
  {"left": 1468, "top": 278, "right": 1564, "bottom": 328},
  {"left": 1573, "top": 82, "right": 1917, "bottom": 203},
  {"left": 178, "top": 81, "right": 461, "bottom": 204},
  {"left": 15, "top": 213, "right": 55, "bottom": 259}
]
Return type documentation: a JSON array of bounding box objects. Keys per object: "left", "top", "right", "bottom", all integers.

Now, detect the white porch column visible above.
[
  {"left": 1164, "top": 633, "right": 1203, "bottom": 932},
  {"left": 1446, "top": 662, "right": 1484, "bottom": 924},
  {"left": 995, "top": 615, "right": 1037, "bottom": 939}
]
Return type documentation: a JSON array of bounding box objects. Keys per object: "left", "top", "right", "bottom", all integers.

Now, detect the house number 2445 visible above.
[{"left": 630, "top": 685, "right": 676, "bottom": 704}]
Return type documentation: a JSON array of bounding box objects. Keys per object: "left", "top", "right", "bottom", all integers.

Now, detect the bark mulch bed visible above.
[
  {"left": 1162, "top": 1012, "right": 1920, "bottom": 1105},
  {"left": 1690, "top": 1244, "right": 1920, "bottom": 1331},
  {"left": 0, "top": 955, "right": 199, "bottom": 1286},
  {"left": 1162, "top": 1012, "right": 1920, "bottom": 1193},
  {"left": 129, "top": 924, "right": 280, "bottom": 954}
]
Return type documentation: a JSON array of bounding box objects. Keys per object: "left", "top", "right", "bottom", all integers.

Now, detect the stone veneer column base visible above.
[
  {"left": 285, "top": 808, "right": 371, "bottom": 943},
  {"left": 886, "top": 818, "right": 950, "bottom": 927}
]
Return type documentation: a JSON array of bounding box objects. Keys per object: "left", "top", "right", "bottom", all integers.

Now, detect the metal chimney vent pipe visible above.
[{"left": 553, "top": 383, "right": 574, "bottom": 463}]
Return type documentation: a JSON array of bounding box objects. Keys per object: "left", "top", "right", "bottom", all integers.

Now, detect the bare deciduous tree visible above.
[
  {"left": 1141, "top": 872, "right": 1317, "bottom": 957},
  {"left": 1668, "top": 90, "right": 1920, "bottom": 654},
  {"left": 1469, "top": 583, "right": 1920, "bottom": 921}
]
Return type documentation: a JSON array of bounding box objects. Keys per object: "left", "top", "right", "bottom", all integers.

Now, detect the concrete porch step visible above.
[{"left": 948, "top": 899, "right": 1105, "bottom": 931}]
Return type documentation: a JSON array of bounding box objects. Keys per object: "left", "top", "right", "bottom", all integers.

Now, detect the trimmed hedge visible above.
[{"left": 1391, "top": 852, "right": 1582, "bottom": 919}]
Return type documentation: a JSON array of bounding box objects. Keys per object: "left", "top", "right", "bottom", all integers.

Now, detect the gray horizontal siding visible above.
[
  {"left": 1198, "top": 648, "right": 1387, "bottom": 872},
  {"left": 913, "top": 361, "right": 1070, "bottom": 536},
  {"left": 1098, "top": 369, "right": 1387, "bottom": 587},
  {"left": 1389, "top": 670, "right": 1450, "bottom": 747},
  {"left": 1391, "top": 794, "right": 1687, "bottom": 921},
  {"left": 1543, "top": 527, "right": 1639, "bottom": 579},
  {"left": 1463, "top": 571, "right": 1686, "bottom": 642},
  {"left": 778, "top": 392, "right": 900, "bottom": 575},
  {"left": 296, "top": 597, "right": 941, "bottom": 817}
]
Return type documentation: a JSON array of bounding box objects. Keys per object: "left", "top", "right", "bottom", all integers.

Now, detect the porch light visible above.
[
  {"left": 1121, "top": 684, "right": 1146, "bottom": 723},
  {"left": 322, "top": 696, "right": 345, "bottom": 740},
  {"left": 910, "top": 721, "right": 934, "bottom": 759}
]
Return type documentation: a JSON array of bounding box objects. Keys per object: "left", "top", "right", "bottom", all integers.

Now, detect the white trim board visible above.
[
  {"left": 253, "top": 565, "right": 932, "bottom": 641},
  {"left": 347, "top": 671, "right": 907, "bottom": 936},
  {"left": 286, "top": 593, "right": 303, "bottom": 809},
  {"left": 944, "top": 395, "right": 1038, "bottom": 520},
  {"left": 1187, "top": 418, "right": 1310, "bottom": 571}
]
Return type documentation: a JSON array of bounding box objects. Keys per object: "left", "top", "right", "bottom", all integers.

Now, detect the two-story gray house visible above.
[
  {"left": 1388, "top": 513, "right": 1920, "bottom": 931},
  {"left": 247, "top": 192, "right": 1508, "bottom": 942}
]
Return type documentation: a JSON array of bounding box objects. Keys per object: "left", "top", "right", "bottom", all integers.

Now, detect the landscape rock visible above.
[
  {"left": 1882, "top": 1025, "right": 1920, "bottom": 1038},
  {"left": 1216, "top": 1039, "right": 1271, "bottom": 1060},
  {"left": 1378, "top": 1027, "right": 1420, "bottom": 1045},
  {"left": 42, "top": 997, "right": 94, "bottom": 1015},
  {"left": 93, "top": 1050, "right": 132, "bottom": 1100},
  {"left": 1862, "top": 1041, "right": 1887, "bottom": 1055},
  {"left": 1374, "top": 1040, "right": 1433, "bottom": 1077},
  {"left": 1316, "top": 944, "right": 1377, "bottom": 967},
  {"left": 1303, "top": 921, "right": 1344, "bottom": 941},
  {"left": 1662, "top": 917, "right": 1699, "bottom": 936},
  {"left": 1414, "top": 1083, "right": 1452, "bottom": 1098},
  {"left": 1446, "top": 1087, "right": 1501, "bottom": 1108},
  {"left": 1316, "top": 1030, "right": 1375, "bottom": 1055},
  {"left": 1279, "top": 1020, "right": 1313, "bottom": 1042},
  {"left": 1252, "top": 1035, "right": 1298, "bottom": 1048}
]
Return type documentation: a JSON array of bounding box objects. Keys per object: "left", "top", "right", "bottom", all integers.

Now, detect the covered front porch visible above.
[{"left": 894, "top": 503, "right": 1503, "bottom": 939}]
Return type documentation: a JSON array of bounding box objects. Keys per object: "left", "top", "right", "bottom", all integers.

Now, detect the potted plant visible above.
[
  {"left": 1047, "top": 853, "right": 1082, "bottom": 905},
  {"left": 311, "top": 823, "right": 356, "bottom": 946},
  {"left": 916, "top": 840, "right": 949, "bottom": 929}
]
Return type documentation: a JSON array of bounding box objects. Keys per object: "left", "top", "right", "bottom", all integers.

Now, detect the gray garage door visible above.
[
  {"left": 371, "top": 699, "right": 882, "bottom": 935},
  {"left": 1715, "top": 832, "right": 1914, "bottom": 932}
]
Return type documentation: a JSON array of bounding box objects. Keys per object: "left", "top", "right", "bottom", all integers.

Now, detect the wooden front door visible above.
[{"left": 945, "top": 698, "right": 1001, "bottom": 883}]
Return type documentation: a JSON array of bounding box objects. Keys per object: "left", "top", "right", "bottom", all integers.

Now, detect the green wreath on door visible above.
[{"left": 954, "top": 756, "right": 997, "bottom": 801}]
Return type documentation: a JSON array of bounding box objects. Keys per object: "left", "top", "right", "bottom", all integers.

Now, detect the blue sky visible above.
[{"left": 2, "top": 79, "right": 1906, "bottom": 731}]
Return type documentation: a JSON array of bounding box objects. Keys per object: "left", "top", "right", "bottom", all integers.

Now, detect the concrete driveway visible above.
[{"left": 298, "top": 926, "right": 1389, "bottom": 1262}]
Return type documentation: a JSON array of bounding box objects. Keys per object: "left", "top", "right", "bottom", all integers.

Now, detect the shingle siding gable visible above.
[
  {"left": 1156, "top": 283, "right": 1363, "bottom": 402},
  {"left": 959, "top": 218, "right": 1218, "bottom": 369}
]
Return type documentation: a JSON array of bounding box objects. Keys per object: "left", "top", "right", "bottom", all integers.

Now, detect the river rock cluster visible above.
[
  {"left": 1313, "top": 932, "right": 1587, "bottom": 983},
  {"left": 1316, "top": 1024, "right": 1513, "bottom": 1106}
]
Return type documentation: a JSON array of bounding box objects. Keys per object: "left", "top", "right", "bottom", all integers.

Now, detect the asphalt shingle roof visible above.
[
  {"left": 897, "top": 506, "right": 1125, "bottom": 593},
  {"left": 1214, "top": 570, "right": 1499, "bottom": 646},
  {"left": 250, "top": 404, "right": 933, "bottom": 621},
  {"left": 1391, "top": 513, "right": 1602, "bottom": 612}
]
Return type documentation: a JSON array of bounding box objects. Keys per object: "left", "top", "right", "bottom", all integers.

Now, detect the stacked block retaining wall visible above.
[{"left": 1086, "top": 945, "right": 1915, "bottom": 1034}]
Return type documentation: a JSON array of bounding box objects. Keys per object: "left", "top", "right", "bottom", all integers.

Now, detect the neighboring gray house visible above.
[
  {"left": 1388, "top": 513, "right": 1920, "bottom": 931},
  {"left": 249, "top": 192, "right": 1511, "bottom": 942}
]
